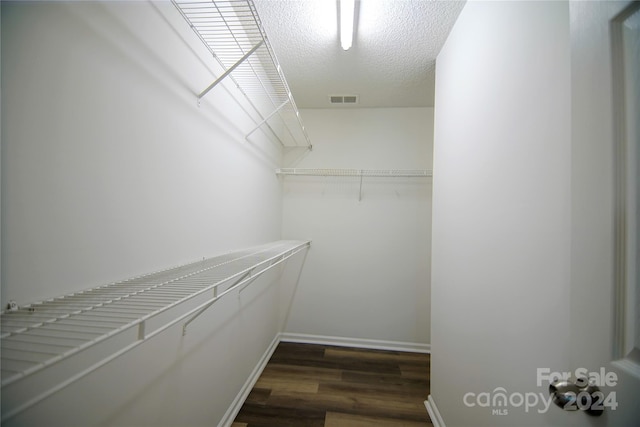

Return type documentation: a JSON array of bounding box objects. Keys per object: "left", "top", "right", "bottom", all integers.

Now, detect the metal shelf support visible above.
[
  {"left": 246, "top": 99, "right": 290, "bottom": 138},
  {"left": 181, "top": 269, "right": 252, "bottom": 335},
  {"left": 197, "top": 40, "right": 264, "bottom": 102}
]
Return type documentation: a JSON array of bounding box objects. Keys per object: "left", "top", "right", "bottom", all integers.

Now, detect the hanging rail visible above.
[
  {"left": 172, "top": 0, "right": 312, "bottom": 149},
  {"left": 0, "top": 240, "right": 310, "bottom": 422}
]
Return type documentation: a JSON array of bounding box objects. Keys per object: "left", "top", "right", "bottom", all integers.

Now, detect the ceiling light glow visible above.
[{"left": 340, "top": 0, "right": 355, "bottom": 50}]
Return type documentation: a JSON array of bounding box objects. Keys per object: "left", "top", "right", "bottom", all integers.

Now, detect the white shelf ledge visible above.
[{"left": 0, "top": 240, "right": 310, "bottom": 422}]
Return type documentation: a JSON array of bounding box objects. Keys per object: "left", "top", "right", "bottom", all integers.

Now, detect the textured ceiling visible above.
[{"left": 253, "top": 0, "right": 466, "bottom": 108}]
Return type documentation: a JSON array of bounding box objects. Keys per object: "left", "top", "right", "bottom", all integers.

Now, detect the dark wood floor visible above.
[{"left": 232, "top": 342, "right": 432, "bottom": 427}]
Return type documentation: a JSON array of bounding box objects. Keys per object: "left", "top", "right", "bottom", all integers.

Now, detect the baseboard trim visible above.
[
  {"left": 217, "top": 334, "right": 281, "bottom": 427},
  {"left": 280, "top": 332, "right": 431, "bottom": 354},
  {"left": 425, "top": 395, "right": 446, "bottom": 427}
]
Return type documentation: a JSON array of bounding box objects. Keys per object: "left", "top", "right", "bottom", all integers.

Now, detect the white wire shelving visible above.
[
  {"left": 276, "top": 168, "right": 432, "bottom": 201},
  {"left": 276, "top": 168, "right": 432, "bottom": 178},
  {"left": 0, "top": 240, "right": 310, "bottom": 422},
  {"left": 172, "top": 0, "right": 311, "bottom": 149}
]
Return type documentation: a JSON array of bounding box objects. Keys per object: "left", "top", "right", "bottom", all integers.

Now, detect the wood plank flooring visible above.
[{"left": 232, "top": 342, "right": 432, "bottom": 427}]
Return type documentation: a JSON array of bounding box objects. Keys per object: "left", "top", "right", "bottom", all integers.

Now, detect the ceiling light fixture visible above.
[{"left": 340, "top": 0, "right": 355, "bottom": 50}]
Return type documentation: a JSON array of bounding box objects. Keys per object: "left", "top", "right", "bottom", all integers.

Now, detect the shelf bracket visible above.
[
  {"left": 246, "top": 99, "right": 291, "bottom": 139},
  {"left": 197, "top": 40, "right": 265, "bottom": 103},
  {"left": 182, "top": 270, "right": 252, "bottom": 336},
  {"left": 181, "top": 242, "right": 309, "bottom": 335},
  {"left": 238, "top": 252, "right": 284, "bottom": 293}
]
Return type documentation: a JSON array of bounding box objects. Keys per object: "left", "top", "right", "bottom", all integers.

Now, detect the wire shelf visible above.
[
  {"left": 276, "top": 168, "right": 433, "bottom": 178},
  {"left": 172, "top": 0, "right": 311, "bottom": 148},
  {"left": 0, "top": 239, "right": 310, "bottom": 418},
  {"left": 276, "top": 168, "right": 432, "bottom": 201}
]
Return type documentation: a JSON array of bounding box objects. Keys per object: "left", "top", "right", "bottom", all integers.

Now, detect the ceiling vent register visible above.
[{"left": 330, "top": 95, "right": 359, "bottom": 105}]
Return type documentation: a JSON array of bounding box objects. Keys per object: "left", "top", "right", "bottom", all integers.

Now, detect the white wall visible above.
[
  {"left": 2, "top": 1, "right": 283, "bottom": 307},
  {"left": 1, "top": 1, "right": 295, "bottom": 425},
  {"left": 282, "top": 108, "right": 432, "bottom": 348},
  {"left": 430, "top": 1, "right": 571, "bottom": 426}
]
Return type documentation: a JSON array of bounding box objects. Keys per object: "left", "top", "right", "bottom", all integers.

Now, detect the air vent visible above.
[{"left": 329, "top": 94, "right": 359, "bottom": 105}]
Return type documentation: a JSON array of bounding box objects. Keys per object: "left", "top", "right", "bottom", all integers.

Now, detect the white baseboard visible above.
[
  {"left": 217, "top": 334, "right": 281, "bottom": 427},
  {"left": 425, "top": 395, "right": 446, "bottom": 427},
  {"left": 280, "top": 332, "right": 431, "bottom": 353}
]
